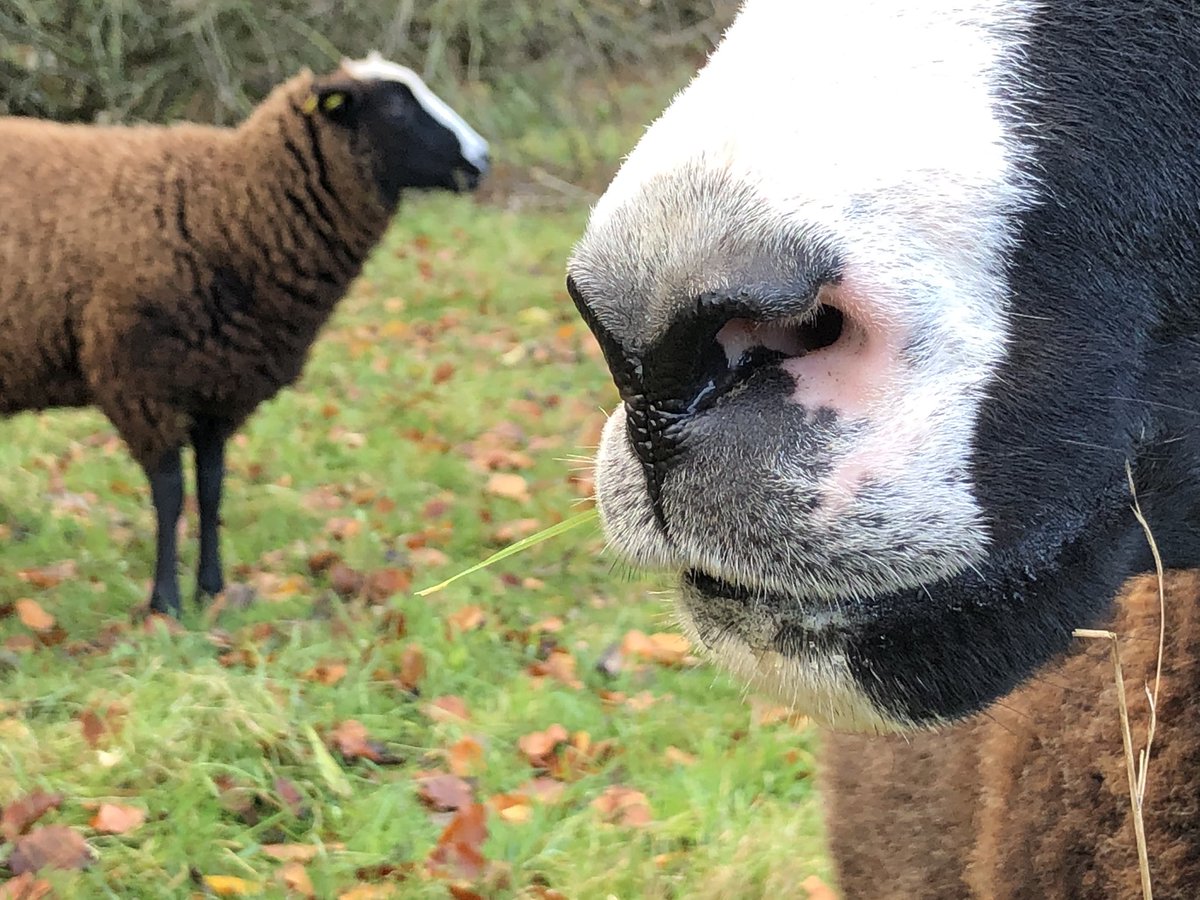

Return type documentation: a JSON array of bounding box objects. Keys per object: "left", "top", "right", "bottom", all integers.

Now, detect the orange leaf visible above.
[
  {"left": 0, "top": 873, "right": 54, "bottom": 900},
  {"left": 201, "top": 875, "right": 261, "bottom": 896},
  {"left": 621, "top": 630, "right": 691, "bottom": 666},
  {"left": 8, "top": 825, "right": 93, "bottom": 874},
  {"left": 329, "top": 720, "right": 401, "bottom": 764},
  {"left": 279, "top": 861, "right": 315, "bottom": 898},
  {"left": 398, "top": 646, "right": 426, "bottom": 692},
  {"left": 1, "top": 791, "right": 63, "bottom": 842},
  {"left": 337, "top": 887, "right": 397, "bottom": 900},
  {"left": 802, "top": 875, "right": 838, "bottom": 900},
  {"left": 664, "top": 746, "right": 698, "bottom": 767},
  {"left": 592, "top": 786, "right": 652, "bottom": 827},
  {"left": 527, "top": 649, "right": 581, "bottom": 689},
  {"left": 427, "top": 803, "right": 488, "bottom": 881},
  {"left": 16, "top": 561, "right": 76, "bottom": 589},
  {"left": 329, "top": 564, "right": 364, "bottom": 599},
  {"left": 488, "top": 793, "right": 533, "bottom": 825},
  {"left": 517, "top": 724, "right": 568, "bottom": 767},
  {"left": 364, "top": 568, "right": 411, "bottom": 603},
  {"left": 447, "top": 606, "right": 486, "bottom": 634},
  {"left": 90, "top": 803, "right": 145, "bottom": 834},
  {"left": 261, "top": 844, "right": 319, "bottom": 863},
  {"left": 426, "top": 695, "right": 471, "bottom": 723},
  {"left": 447, "top": 736, "right": 484, "bottom": 777},
  {"left": 15, "top": 599, "right": 54, "bottom": 633},
  {"left": 302, "top": 660, "right": 349, "bottom": 686},
  {"left": 484, "top": 473, "right": 529, "bottom": 502}
]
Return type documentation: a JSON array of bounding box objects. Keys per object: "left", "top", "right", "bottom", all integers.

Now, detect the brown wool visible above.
[
  {"left": 0, "top": 71, "right": 392, "bottom": 468},
  {"left": 822, "top": 571, "right": 1200, "bottom": 899}
]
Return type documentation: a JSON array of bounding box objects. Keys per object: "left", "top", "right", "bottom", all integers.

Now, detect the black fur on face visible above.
[{"left": 312, "top": 68, "right": 488, "bottom": 208}]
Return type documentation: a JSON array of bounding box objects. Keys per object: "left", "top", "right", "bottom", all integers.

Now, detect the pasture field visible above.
[{"left": 0, "top": 93, "right": 830, "bottom": 898}]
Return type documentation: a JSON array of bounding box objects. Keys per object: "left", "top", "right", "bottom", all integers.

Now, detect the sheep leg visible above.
[
  {"left": 192, "top": 418, "right": 227, "bottom": 602},
  {"left": 147, "top": 448, "right": 184, "bottom": 616}
]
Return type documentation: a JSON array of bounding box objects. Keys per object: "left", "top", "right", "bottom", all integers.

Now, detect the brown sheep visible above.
[
  {"left": 823, "top": 570, "right": 1200, "bottom": 899},
  {"left": 0, "top": 53, "right": 489, "bottom": 615}
]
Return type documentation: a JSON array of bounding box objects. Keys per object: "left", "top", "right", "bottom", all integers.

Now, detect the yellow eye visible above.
[
  {"left": 322, "top": 93, "right": 345, "bottom": 112},
  {"left": 301, "top": 94, "right": 318, "bottom": 115}
]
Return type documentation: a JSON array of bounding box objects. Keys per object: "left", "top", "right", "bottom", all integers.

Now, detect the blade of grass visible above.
[{"left": 416, "top": 508, "right": 598, "bottom": 597}]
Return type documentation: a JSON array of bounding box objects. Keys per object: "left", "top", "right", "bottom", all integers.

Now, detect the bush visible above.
[{"left": 0, "top": 0, "right": 734, "bottom": 126}]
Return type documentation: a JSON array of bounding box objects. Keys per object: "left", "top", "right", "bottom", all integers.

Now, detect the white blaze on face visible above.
[
  {"left": 341, "top": 51, "right": 490, "bottom": 172},
  {"left": 580, "top": 0, "right": 1037, "bottom": 591}
]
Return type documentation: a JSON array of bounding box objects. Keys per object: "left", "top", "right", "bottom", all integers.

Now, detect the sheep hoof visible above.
[{"left": 149, "top": 588, "right": 183, "bottom": 619}]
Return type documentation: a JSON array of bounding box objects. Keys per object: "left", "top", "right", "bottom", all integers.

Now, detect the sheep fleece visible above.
[
  {"left": 823, "top": 571, "right": 1200, "bottom": 899},
  {"left": 0, "top": 73, "right": 390, "bottom": 468}
]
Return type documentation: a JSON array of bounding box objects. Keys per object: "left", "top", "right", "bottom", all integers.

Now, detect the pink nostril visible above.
[{"left": 716, "top": 306, "right": 846, "bottom": 369}]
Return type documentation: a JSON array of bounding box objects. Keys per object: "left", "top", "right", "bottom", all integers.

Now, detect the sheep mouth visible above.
[{"left": 452, "top": 167, "right": 483, "bottom": 192}]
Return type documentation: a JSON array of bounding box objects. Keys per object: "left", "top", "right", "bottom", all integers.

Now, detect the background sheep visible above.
[
  {"left": 824, "top": 571, "right": 1200, "bottom": 899},
  {"left": 0, "top": 53, "right": 489, "bottom": 616}
]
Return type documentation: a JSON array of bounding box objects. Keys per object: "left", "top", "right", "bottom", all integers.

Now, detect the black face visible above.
[{"left": 314, "top": 74, "right": 488, "bottom": 208}]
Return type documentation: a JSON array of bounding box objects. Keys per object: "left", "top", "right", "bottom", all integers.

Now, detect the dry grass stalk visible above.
[{"left": 1070, "top": 461, "right": 1166, "bottom": 900}]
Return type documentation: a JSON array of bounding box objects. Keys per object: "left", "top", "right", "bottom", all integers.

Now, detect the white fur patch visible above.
[
  {"left": 342, "top": 51, "right": 490, "bottom": 172},
  {"left": 575, "top": 0, "right": 1040, "bottom": 728}
]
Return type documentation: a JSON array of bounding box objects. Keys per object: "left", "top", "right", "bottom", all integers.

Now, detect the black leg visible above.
[
  {"left": 148, "top": 448, "right": 184, "bottom": 616},
  {"left": 192, "top": 418, "right": 227, "bottom": 602}
]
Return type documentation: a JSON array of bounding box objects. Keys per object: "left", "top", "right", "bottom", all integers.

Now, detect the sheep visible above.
[
  {"left": 823, "top": 570, "right": 1200, "bottom": 898},
  {"left": 0, "top": 52, "right": 489, "bottom": 616},
  {"left": 567, "top": 0, "right": 1200, "bottom": 893}
]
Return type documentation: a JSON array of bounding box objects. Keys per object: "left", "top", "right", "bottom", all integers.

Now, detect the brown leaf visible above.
[
  {"left": 416, "top": 774, "right": 474, "bottom": 812},
  {"left": 325, "top": 518, "right": 362, "bottom": 541},
  {"left": 517, "top": 724, "right": 569, "bottom": 768},
  {"left": 337, "top": 887, "right": 397, "bottom": 900},
  {"left": 279, "top": 861, "right": 315, "bottom": 897},
  {"left": 273, "top": 778, "right": 306, "bottom": 817},
  {"left": 8, "top": 825, "right": 93, "bottom": 874},
  {"left": 426, "top": 696, "right": 470, "bottom": 723},
  {"left": 432, "top": 362, "right": 456, "bottom": 384},
  {"left": 329, "top": 720, "right": 402, "bottom": 765},
  {"left": 484, "top": 473, "right": 530, "bottom": 502},
  {"left": 621, "top": 630, "right": 691, "bottom": 666},
  {"left": 15, "top": 599, "right": 54, "bottom": 633},
  {"left": 447, "top": 736, "right": 484, "bottom": 777},
  {"left": 1, "top": 791, "right": 63, "bottom": 842},
  {"left": 364, "top": 568, "right": 410, "bottom": 603},
  {"left": 0, "top": 873, "right": 54, "bottom": 900},
  {"left": 527, "top": 649, "right": 582, "bottom": 689},
  {"left": 90, "top": 802, "right": 145, "bottom": 834},
  {"left": 307, "top": 550, "right": 342, "bottom": 575},
  {"left": 397, "top": 645, "right": 426, "bottom": 693},
  {"left": 488, "top": 793, "right": 532, "bottom": 825},
  {"left": 302, "top": 660, "right": 349, "bottom": 686},
  {"left": 447, "top": 606, "right": 486, "bottom": 634},
  {"left": 329, "top": 564, "right": 365, "bottom": 599},
  {"left": 262, "top": 843, "right": 319, "bottom": 863},
  {"left": 427, "top": 803, "right": 488, "bottom": 882},
  {"left": 492, "top": 518, "right": 541, "bottom": 543},
  {"left": 592, "top": 786, "right": 652, "bottom": 828}
]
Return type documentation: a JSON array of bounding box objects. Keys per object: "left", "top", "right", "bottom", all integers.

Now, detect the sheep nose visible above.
[{"left": 568, "top": 277, "right": 792, "bottom": 526}]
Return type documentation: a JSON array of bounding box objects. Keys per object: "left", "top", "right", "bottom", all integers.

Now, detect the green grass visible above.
[{"left": 0, "top": 169, "right": 830, "bottom": 896}]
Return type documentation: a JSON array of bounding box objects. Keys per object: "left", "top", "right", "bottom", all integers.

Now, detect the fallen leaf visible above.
[
  {"left": 416, "top": 774, "right": 474, "bottom": 812},
  {"left": 517, "top": 724, "right": 569, "bottom": 768},
  {"left": 484, "top": 473, "right": 530, "bottom": 502},
  {"left": 0, "top": 873, "right": 54, "bottom": 900},
  {"left": 201, "top": 874, "right": 262, "bottom": 896},
  {"left": 621, "top": 630, "right": 691, "bottom": 666},
  {"left": 302, "top": 660, "right": 349, "bottom": 686},
  {"left": 15, "top": 599, "right": 54, "bottom": 633},
  {"left": 329, "top": 720, "right": 402, "bottom": 765},
  {"left": 329, "top": 564, "right": 364, "bottom": 599},
  {"left": 8, "top": 825, "right": 93, "bottom": 874},
  {"left": 16, "top": 561, "right": 77, "bottom": 589},
  {"left": 527, "top": 649, "right": 582, "bottom": 689},
  {"left": 364, "top": 568, "right": 410, "bottom": 603},
  {"left": 492, "top": 518, "right": 541, "bottom": 542},
  {"left": 398, "top": 645, "right": 426, "bottom": 692},
  {"left": 262, "top": 844, "right": 319, "bottom": 863},
  {"left": 516, "top": 777, "right": 565, "bottom": 805},
  {"left": 1, "top": 791, "right": 64, "bottom": 842},
  {"left": 90, "top": 803, "right": 145, "bottom": 834},
  {"left": 427, "top": 803, "right": 488, "bottom": 882},
  {"left": 664, "top": 746, "right": 698, "bottom": 767},
  {"left": 488, "top": 793, "right": 532, "bottom": 825},
  {"left": 426, "top": 696, "right": 470, "bottom": 723},
  {"left": 307, "top": 550, "right": 342, "bottom": 575},
  {"left": 273, "top": 778, "right": 307, "bottom": 817},
  {"left": 448, "top": 736, "right": 484, "bottom": 777},
  {"left": 337, "top": 887, "right": 397, "bottom": 900},
  {"left": 592, "top": 786, "right": 652, "bottom": 827},
  {"left": 447, "top": 606, "right": 486, "bottom": 634},
  {"left": 279, "top": 861, "right": 315, "bottom": 897},
  {"left": 325, "top": 517, "right": 362, "bottom": 541}
]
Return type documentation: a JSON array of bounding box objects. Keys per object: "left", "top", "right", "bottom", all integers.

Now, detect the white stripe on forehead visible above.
[{"left": 341, "top": 51, "right": 489, "bottom": 171}]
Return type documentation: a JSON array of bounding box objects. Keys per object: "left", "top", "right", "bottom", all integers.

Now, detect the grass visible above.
[{"left": 0, "top": 95, "right": 830, "bottom": 898}]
